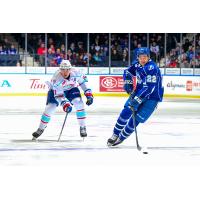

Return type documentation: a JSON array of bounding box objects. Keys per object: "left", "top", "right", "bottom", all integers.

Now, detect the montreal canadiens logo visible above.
[{"left": 101, "top": 77, "right": 117, "bottom": 88}]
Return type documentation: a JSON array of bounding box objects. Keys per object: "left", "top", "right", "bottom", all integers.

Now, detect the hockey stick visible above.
[
  {"left": 130, "top": 106, "right": 142, "bottom": 151},
  {"left": 57, "top": 112, "right": 69, "bottom": 142}
]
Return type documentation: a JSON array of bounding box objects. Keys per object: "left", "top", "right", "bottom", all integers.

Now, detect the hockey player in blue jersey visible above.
[{"left": 107, "top": 47, "right": 164, "bottom": 147}]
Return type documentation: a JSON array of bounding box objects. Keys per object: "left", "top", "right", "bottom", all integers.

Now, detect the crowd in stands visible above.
[
  {"left": 35, "top": 33, "right": 129, "bottom": 67},
  {"left": 110, "top": 34, "right": 128, "bottom": 66},
  {"left": 31, "top": 34, "right": 89, "bottom": 67},
  {"left": 1, "top": 33, "right": 200, "bottom": 68},
  {"left": 131, "top": 33, "right": 200, "bottom": 68},
  {"left": 0, "top": 37, "right": 19, "bottom": 66},
  {"left": 163, "top": 34, "right": 200, "bottom": 68}
]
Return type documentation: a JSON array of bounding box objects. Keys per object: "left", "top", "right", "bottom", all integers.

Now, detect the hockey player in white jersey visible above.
[{"left": 32, "top": 60, "right": 94, "bottom": 140}]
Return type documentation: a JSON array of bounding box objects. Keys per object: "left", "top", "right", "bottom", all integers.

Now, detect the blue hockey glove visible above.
[
  {"left": 61, "top": 101, "right": 72, "bottom": 113},
  {"left": 129, "top": 96, "right": 142, "bottom": 111},
  {"left": 84, "top": 89, "right": 93, "bottom": 106},
  {"left": 123, "top": 70, "right": 133, "bottom": 94}
]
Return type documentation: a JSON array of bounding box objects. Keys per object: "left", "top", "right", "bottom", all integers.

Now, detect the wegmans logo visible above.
[{"left": 166, "top": 81, "right": 185, "bottom": 90}]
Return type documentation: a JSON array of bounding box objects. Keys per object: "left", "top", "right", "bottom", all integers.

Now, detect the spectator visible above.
[
  {"left": 122, "top": 49, "right": 128, "bottom": 62},
  {"left": 77, "top": 41, "right": 85, "bottom": 55},
  {"left": 54, "top": 48, "right": 64, "bottom": 65},
  {"left": 90, "top": 44, "right": 96, "bottom": 55},
  {"left": 190, "top": 58, "right": 199, "bottom": 68},
  {"left": 49, "top": 44, "right": 55, "bottom": 54},
  {"left": 47, "top": 48, "right": 56, "bottom": 67},
  {"left": 76, "top": 53, "right": 86, "bottom": 66},
  {"left": 0, "top": 45, "right": 7, "bottom": 54},
  {"left": 141, "top": 35, "right": 147, "bottom": 46},
  {"left": 159, "top": 58, "right": 165, "bottom": 68},
  {"left": 132, "top": 40, "right": 138, "bottom": 50},
  {"left": 169, "top": 58, "right": 178, "bottom": 68},
  {"left": 83, "top": 53, "right": 89, "bottom": 65},
  {"left": 69, "top": 43, "right": 76, "bottom": 54},
  {"left": 94, "top": 41, "right": 101, "bottom": 52},
  {"left": 150, "top": 41, "right": 159, "bottom": 62},
  {"left": 180, "top": 60, "right": 190, "bottom": 68},
  {"left": 60, "top": 44, "right": 65, "bottom": 54},
  {"left": 165, "top": 54, "right": 171, "bottom": 67},
  {"left": 8, "top": 44, "right": 17, "bottom": 54},
  {"left": 16, "top": 62, "right": 21, "bottom": 67},
  {"left": 186, "top": 46, "right": 195, "bottom": 62},
  {"left": 2, "top": 38, "right": 10, "bottom": 51},
  {"left": 48, "top": 38, "right": 54, "bottom": 47},
  {"left": 0, "top": 45, "right": 7, "bottom": 66},
  {"left": 156, "top": 35, "right": 164, "bottom": 57},
  {"left": 182, "top": 38, "right": 191, "bottom": 52},
  {"left": 37, "top": 43, "right": 47, "bottom": 66},
  {"left": 66, "top": 49, "right": 73, "bottom": 61},
  {"left": 37, "top": 38, "right": 43, "bottom": 48},
  {"left": 111, "top": 49, "right": 120, "bottom": 61},
  {"left": 93, "top": 52, "right": 103, "bottom": 64}
]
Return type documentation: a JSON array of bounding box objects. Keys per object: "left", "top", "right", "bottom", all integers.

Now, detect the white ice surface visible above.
[
  {"left": 0, "top": 96, "right": 200, "bottom": 200},
  {"left": 0, "top": 96, "right": 200, "bottom": 166}
]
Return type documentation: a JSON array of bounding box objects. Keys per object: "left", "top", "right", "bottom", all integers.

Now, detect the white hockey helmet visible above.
[{"left": 59, "top": 59, "right": 72, "bottom": 70}]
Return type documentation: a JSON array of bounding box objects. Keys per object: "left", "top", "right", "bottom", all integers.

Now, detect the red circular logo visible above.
[{"left": 101, "top": 77, "right": 117, "bottom": 88}]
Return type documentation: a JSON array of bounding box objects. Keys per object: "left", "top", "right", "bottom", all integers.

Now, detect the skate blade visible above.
[
  {"left": 107, "top": 142, "right": 113, "bottom": 147},
  {"left": 32, "top": 137, "right": 38, "bottom": 141},
  {"left": 81, "top": 136, "right": 87, "bottom": 141}
]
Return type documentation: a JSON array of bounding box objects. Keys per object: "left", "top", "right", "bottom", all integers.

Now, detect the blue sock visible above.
[
  {"left": 120, "top": 117, "right": 139, "bottom": 140},
  {"left": 113, "top": 107, "right": 132, "bottom": 136}
]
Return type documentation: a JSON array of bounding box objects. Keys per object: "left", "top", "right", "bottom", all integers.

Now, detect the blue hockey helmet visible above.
[{"left": 137, "top": 47, "right": 150, "bottom": 57}]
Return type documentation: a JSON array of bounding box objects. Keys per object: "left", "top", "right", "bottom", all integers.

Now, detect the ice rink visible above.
[
  {"left": 0, "top": 95, "right": 200, "bottom": 166},
  {"left": 0, "top": 96, "right": 200, "bottom": 200}
]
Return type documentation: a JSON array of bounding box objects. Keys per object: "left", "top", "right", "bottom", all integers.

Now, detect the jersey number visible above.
[{"left": 147, "top": 75, "right": 157, "bottom": 83}]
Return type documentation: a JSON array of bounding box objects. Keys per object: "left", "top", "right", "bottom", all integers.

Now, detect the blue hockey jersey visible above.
[{"left": 126, "top": 59, "right": 164, "bottom": 102}]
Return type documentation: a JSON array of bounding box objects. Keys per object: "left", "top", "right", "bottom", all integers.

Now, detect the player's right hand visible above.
[{"left": 61, "top": 101, "right": 72, "bottom": 113}]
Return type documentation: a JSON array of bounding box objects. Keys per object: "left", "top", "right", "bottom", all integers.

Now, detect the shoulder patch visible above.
[{"left": 148, "top": 64, "right": 154, "bottom": 70}]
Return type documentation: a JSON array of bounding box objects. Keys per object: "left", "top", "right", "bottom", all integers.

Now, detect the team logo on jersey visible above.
[{"left": 148, "top": 65, "right": 154, "bottom": 70}]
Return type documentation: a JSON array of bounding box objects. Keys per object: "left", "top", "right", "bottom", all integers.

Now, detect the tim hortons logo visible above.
[
  {"left": 30, "top": 79, "right": 46, "bottom": 89},
  {"left": 101, "top": 77, "right": 117, "bottom": 88}
]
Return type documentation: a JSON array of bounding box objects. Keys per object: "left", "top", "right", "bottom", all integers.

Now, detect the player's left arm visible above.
[{"left": 78, "top": 73, "right": 94, "bottom": 106}]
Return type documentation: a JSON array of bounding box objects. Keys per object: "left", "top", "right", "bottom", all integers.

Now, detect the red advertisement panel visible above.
[{"left": 99, "top": 76, "right": 124, "bottom": 92}]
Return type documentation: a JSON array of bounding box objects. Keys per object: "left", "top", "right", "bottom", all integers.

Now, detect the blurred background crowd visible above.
[{"left": 0, "top": 33, "right": 200, "bottom": 68}]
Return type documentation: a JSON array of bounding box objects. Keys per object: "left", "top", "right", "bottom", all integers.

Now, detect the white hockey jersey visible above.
[{"left": 47, "top": 68, "right": 89, "bottom": 102}]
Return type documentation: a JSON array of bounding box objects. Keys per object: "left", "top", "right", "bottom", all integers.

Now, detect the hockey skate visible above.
[
  {"left": 32, "top": 128, "right": 44, "bottom": 140},
  {"left": 80, "top": 126, "right": 87, "bottom": 138},
  {"left": 107, "top": 134, "right": 119, "bottom": 147},
  {"left": 111, "top": 137, "right": 123, "bottom": 146}
]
